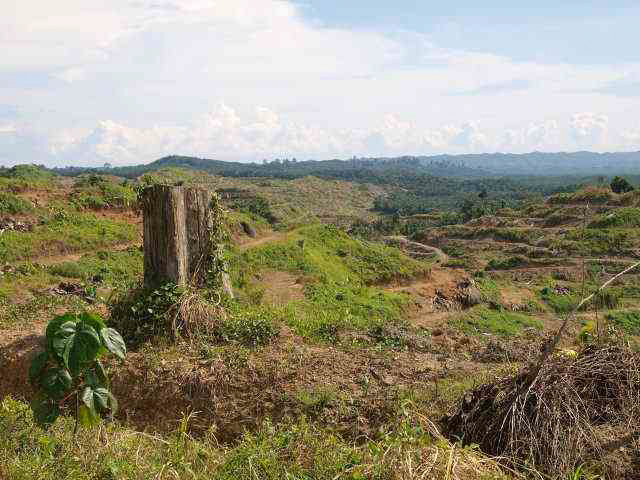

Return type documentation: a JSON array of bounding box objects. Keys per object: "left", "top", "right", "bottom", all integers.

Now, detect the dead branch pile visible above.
[{"left": 443, "top": 343, "right": 640, "bottom": 477}]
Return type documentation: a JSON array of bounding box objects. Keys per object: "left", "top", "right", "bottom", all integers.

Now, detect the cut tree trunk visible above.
[{"left": 141, "top": 184, "right": 233, "bottom": 297}]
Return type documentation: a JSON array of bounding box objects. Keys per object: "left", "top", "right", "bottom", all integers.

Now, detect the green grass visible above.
[
  {"left": 0, "top": 396, "right": 511, "bottom": 480},
  {"left": 0, "top": 165, "right": 57, "bottom": 192},
  {"left": 0, "top": 192, "right": 34, "bottom": 214},
  {"left": 235, "top": 224, "right": 429, "bottom": 285},
  {"left": 230, "top": 225, "right": 429, "bottom": 343},
  {"left": 539, "top": 286, "right": 580, "bottom": 314},
  {"left": 70, "top": 175, "right": 137, "bottom": 210},
  {"left": 0, "top": 211, "right": 138, "bottom": 262},
  {"left": 490, "top": 228, "right": 536, "bottom": 244},
  {"left": 47, "top": 248, "right": 143, "bottom": 288},
  {"left": 588, "top": 207, "right": 640, "bottom": 228},
  {"left": 562, "top": 228, "right": 637, "bottom": 256},
  {"left": 450, "top": 305, "right": 543, "bottom": 336},
  {"left": 605, "top": 310, "right": 640, "bottom": 335},
  {"left": 485, "top": 256, "right": 528, "bottom": 271},
  {"left": 0, "top": 293, "right": 88, "bottom": 329},
  {"left": 473, "top": 276, "right": 502, "bottom": 304}
]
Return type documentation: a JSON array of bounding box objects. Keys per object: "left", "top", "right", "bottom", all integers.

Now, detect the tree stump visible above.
[{"left": 140, "top": 185, "right": 233, "bottom": 297}]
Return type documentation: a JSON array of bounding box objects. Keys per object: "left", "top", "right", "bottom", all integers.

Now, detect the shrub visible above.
[
  {"left": 485, "top": 256, "right": 528, "bottom": 271},
  {"left": 611, "top": 176, "right": 634, "bottom": 194},
  {"left": 110, "top": 283, "right": 277, "bottom": 348},
  {"left": 28, "top": 311, "right": 125, "bottom": 428},
  {"left": 232, "top": 196, "right": 278, "bottom": 224},
  {"left": 71, "top": 175, "right": 136, "bottom": 210},
  {"left": 539, "top": 286, "right": 580, "bottom": 314},
  {"left": 593, "top": 288, "right": 622, "bottom": 310}
]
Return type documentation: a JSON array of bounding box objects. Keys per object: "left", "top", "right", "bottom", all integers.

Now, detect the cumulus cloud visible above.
[
  {"left": 51, "top": 104, "right": 607, "bottom": 165},
  {"left": 0, "top": 125, "right": 17, "bottom": 134},
  {"left": 621, "top": 127, "right": 640, "bottom": 148},
  {"left": 502, "top": 120, "right": 560, "bottom": 150},
  {"left": 570, "top": 112, "right": 609, "bottom": 147}
]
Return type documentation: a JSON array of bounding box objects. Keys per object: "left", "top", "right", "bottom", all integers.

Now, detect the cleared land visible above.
[{"left": 1, "top": 167, "right": 639, "bottom": 479}]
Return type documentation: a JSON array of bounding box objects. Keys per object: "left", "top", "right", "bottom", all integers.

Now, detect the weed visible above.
[{"left": 451, "top": 306, "right": 542, "bottom": 336}]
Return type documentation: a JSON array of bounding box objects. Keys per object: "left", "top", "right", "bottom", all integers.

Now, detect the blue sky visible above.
[
  {"left": 1, "top": 0, "right": 639, "bottom": 166},
  {"left": 298, "top": 1, "right": 640, "bottom": 64}
]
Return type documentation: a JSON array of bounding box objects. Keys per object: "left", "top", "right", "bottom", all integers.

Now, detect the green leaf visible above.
[
  {"left": 45, "top": 313, "right": 75, "bottom": 341},
  {"left": 28, "top": 351, "right": 49, "bottom": 386},
  {"left": 46, "top": 313, "right": 76, "bottom": 359},
  {"left": 94, "top": 359, "right": 109, "bottom": 386},
  {"left": 82, "top": 385, "right": 118, "bottom": 415},
  {"left": 51, "top": 321, "right": 78, "bottom": 362},
  {"left": 53, "top": 321, "right": 102, "bottom": 374},
  {"left": 84, "top": 369, "right": 99, "bottom": 387},
  {"left": 40, "top": 368, "right": 72, "bottom": 399},
  {"left": 77, "top": 405, "right": 101, "bottom": 427},
  {"left": 81, "top": 386, "right": 96, "bottom": 411},
  {"left": 78, "top": 311, "right": 106, "bottom": 333},
  {"left": 30, "top": 393, "right": 60, "bottom": 428},
  {"left": 100, "top": 328, "right": 126, "bottom": 360}
]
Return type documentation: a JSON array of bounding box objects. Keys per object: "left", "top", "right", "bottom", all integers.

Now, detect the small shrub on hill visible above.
[
  {"left": 28, "top": 311, "right": 125, "bottom": 428},
  {"left": 610, "top": 176, "right": 634, "bottom": 194},
  {"left": 539, "top": 286, "right": 580, "bottom": 314},
  {"left": 571, "top": 186, "right": 613, "bottom": 204},
  {"left": 231, "top": 196, "right": 278, "bottom": 224},
  {"left": 563, "top": 228, "right": 634, "bottom": 256}
]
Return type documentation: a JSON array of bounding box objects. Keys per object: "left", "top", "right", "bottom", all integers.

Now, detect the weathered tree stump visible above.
[{"left": 140, "top": 185, "right": 233, "bottom": 297}]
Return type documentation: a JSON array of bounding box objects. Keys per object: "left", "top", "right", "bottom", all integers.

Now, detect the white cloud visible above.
[
  {"left": 621, "top": 127, "right": 640, "bottom": 148},
  {"left": 51, "top": 104, "right": 629, "bottom": 165},
  {"left": 0, "top": 125, "right": 17, "bottom": 134},
  {"left": 570, "top": 112, "right": 609, "bottom": 147},
  {"left": 52, "top": 67, "right": 86, "bottom": 84},
  {"left": 2, "top": 0, "right": 640, "bottom": 165},
  {"left": 502, "top": 120, "right": 560, "bottom": 150}
]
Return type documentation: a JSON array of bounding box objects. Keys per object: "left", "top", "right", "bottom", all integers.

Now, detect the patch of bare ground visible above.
[
  {"left": 106, "top": 330, "right": 501, "bottom": 442},
  {"left": 236, "top": 232, "right": 286, "bottom": 251},
  {"left": 256, "top": 271, "right": 305, "bottom": 305},
  {"left": 0, "top": 321, "right": 45, "bottom": 403}
]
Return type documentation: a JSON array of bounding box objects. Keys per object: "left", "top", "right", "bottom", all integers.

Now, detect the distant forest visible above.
[{"left": 48, "top": 151, "right": 640, "bottom": 215}]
